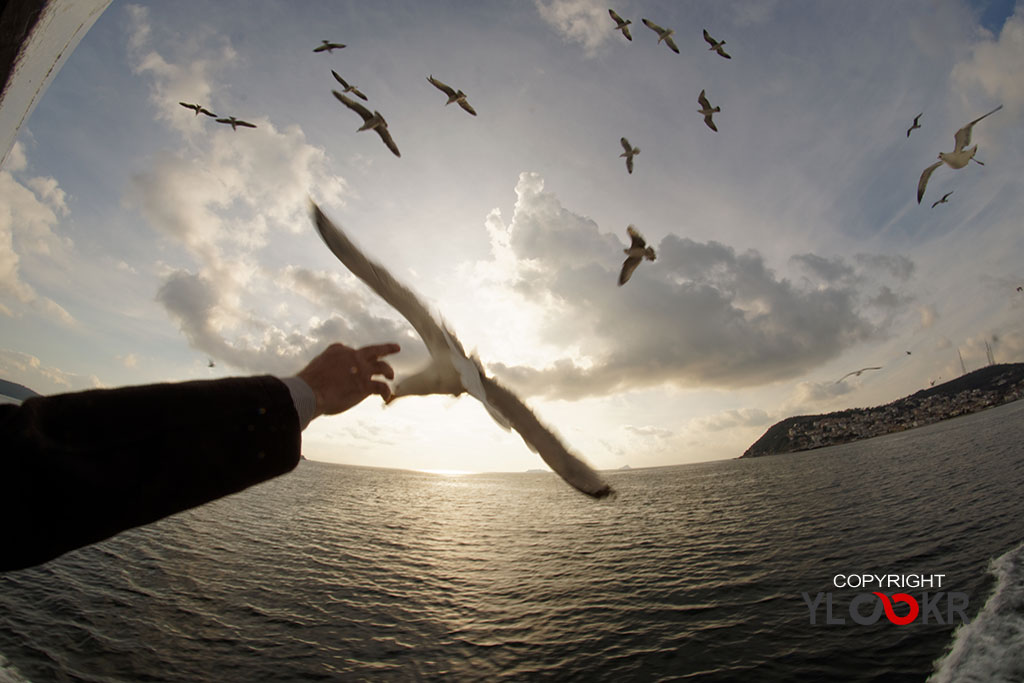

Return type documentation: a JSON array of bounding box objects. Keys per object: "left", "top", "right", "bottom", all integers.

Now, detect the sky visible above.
[{"left": 1, "top": 0, "right": 1023, "bottom": 473}]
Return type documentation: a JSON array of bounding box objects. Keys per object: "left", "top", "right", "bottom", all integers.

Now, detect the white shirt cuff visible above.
[{"left": 280, "top": 376, "right": 317, "bottom": 431}]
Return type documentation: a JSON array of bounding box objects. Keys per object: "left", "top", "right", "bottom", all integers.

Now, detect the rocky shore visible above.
[{"left": 740, "top": 363, "right": 1024, "bottom": 458}]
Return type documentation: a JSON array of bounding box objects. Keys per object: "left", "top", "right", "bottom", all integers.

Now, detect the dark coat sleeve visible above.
[{"left": 0, "top": 376, "right": 301, "bottom": 571}]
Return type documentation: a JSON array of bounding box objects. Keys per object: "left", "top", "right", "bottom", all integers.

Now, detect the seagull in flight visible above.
[
  {"left": 836, "top": 367, "right": 882, "bottom": 383},
  {"left": 642, "top": 18, "right": 680, "bottom": 54},
  {"left": 332, "top": 90, "right": 401, "bottom": 157},
  {"left": 314, "top": 40, "right": 346, "bottom": 53},
  {"left": 608, "top": 9, "right": 632, "bottom": 40},
  {"left": 907, "top": 113, "right": 922, "bottom": 138},
  {"left": 331, "top": 71, "right": 368, "bottom": 101},
  {"left": 310, "top": 202, "right": 612, "bottom": 499},
  {"left": 215, "top": 116, "right": 256, "bottom": 130},
  {"left": 917, "top": 105, "right": 1002, "bottom": 204},
  {"left": 619, "top": 225, "right": 656, "bottom": 286},
  {"left": 619, "top": 137, "right": 639, "bottom": 174},
  {"left": 427, "top": 76, "right": 477, "bottom": 116},
  {"left": 702, "top": 29, "right": 731, "bottom": 58},
  {"left": 698, "top": 89, "right": 720, "bottom": 132},
  {"left": 179, "top": 102, "right": 216, "bottom": 117},
  {"left": 931, "top": 191, "right": 953, "bottom": 208}
]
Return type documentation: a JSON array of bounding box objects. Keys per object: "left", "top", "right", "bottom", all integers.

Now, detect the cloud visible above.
[
  {"left": 534, "top": 0, "right": 611, "bottom": 55},
  {"left": 688, "top": 408, "right": 773, "bottom": 432},
  {"left": 0, "top": 349, "right": 101, "bottom": 394},
  {"left": 951, "top": 5, "right": 1024, "bottom": 121},
  {"left": 481, "top": 172, "right": 915, "bottom": 399},
  {"left": 123, "top": 10, "right": 362, "bottom": 373},
  {"left": 0, "top": 142, "right": 75, "bottom": 324}
]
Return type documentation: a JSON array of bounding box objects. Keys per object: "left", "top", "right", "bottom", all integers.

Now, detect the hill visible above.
[{"left": 740, "top": 363, "right": 1024, "bottom": 458}]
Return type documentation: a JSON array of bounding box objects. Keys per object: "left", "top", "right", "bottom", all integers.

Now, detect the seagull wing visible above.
[
  {"left": 620, "top": 137, "right": 633, "bottom": 153},
  {"left": 331, "top": 70, "right": 350, "bottom": 89},
  {"left": 642, "top": 18, "right": 664, "bottom": 34},
  {"left": 311, "top": 203, "right": 445, "bottom": 358},
  {"left": 199, "top": 107, "right": 216, "bottom": 117},
  {"left": 704, "top": 115, "right": 718, "bottom": 132},
  {"left": 428, "top": 75, "right": 457, "bottom": 98},
  {"left": 703, "top": 29, "right": 715, "bottom": 47},
  {"left": 626, "top": 155, "right": 633, "bottom": 174},
  {"left": 478, "top": 375, "right": 613, "bottom": 498},
  {"left": 917, "top": 160, "right": 943, "bottom": 204},
  {"left": 375, "top": 127, "right": 401, "bottom": 157},
  {"left": 698, "top": 89, "right": 710, "bottom": 109},
  {"left": 717, "top": 47, "right": 731, "bottom": 59},
  {"left": 313, "top": 44, "right": 328, "bottom": 52},
  {"left": 609, "top": 9, "right": 625, "bottom": 27},
  {"left": 457, "top": 99, "right": 477, "bottom": 116},
  {"left": 333, "top": 90, "right": 374, "bottom": 124},
  {"left": 235, "top": 119, "right": 256, "bottom": 128},
  {"left": 179, "top": 102, "right": 197, "bottom": 112},
  {"left": 627, "top": 225, "right": 646, "bottom": 249},
  {"left": 664, "top": 36, "right": 680, "bottom": 53},
  {"left": 622, "top": 25, "right": 632, "bottom": 40},
  {"left": 619, "top": 256, "right": 641, "bottom": 285},
  {"left": 954, "top": 104, "right": 1002, "bottom": 151}
]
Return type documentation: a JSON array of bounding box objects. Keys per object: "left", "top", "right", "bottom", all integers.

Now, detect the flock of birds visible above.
[{"left": 169, "top": 19, "right": 1016, "bottom": 497}]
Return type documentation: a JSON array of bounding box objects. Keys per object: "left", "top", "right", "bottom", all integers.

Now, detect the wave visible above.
[
  {"left": 0, "top": 653, "right": 31, "bottom": 683},
  {"left": 928, "top": 540, "right": 1024, "bottom": 683}
]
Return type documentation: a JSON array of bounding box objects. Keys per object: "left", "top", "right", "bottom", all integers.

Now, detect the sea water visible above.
[{"left": 1, "top": 399, "right": 1023, "bottom": 682}]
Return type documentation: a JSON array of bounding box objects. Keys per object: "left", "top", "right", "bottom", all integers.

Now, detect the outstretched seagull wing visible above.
[
  {"left": 427, "top": 75, "right": 457, "bottom": 98},
  {"left": 479, "top": 375, "right": 612, "bottom": 498},
  {"left": 311, "top": 202, "right": 612, "bottom": 499},
  {"left": 954, "top": 104, "right": 1003, "bottom": 152},
  {"left": 917, "top": 160, "right": 943, "bottom": 204}
]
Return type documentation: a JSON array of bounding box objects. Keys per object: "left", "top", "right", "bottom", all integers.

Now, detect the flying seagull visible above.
[
  {"left": 698, "top": 89, "right": 720, "bottom": 132},
  {"left": 179, "top": 102, "right": 216, "bottom": 117},
  {"left": 215, "top": 116, "right": 256, "bottom": 130},
  {"left": 332, "top": 90, "right": 401, "bottom": 157},
  {"left": 917, "top": 105, "right": 1003, "bottom": 204},
  {"left": 314, "top": 40, "right": 346, "bottom": 53},
  {"left": 331, "top": 70, "right": 368, "bottom": 101},
  {"left": 931, "top": 191, "right": 953, "bottom": 208},
  {"left": 426, "top": 76, "right": 477, "bottom": 116},
  {"left": 619, "top": 137, "right": 639, "bottom": 174},
  {"left": 608, "top": 9, "right": 632, "bottom": 40},
  {"left": 642, "top": 18, "right": 680, "bottom": 54},
  {"left": 702, "top": 29, "right": 731, "bottom": 58},
  {"left": 836, "top": 366, "right": 882, "bottom": 383},
  {"left": 907, "top": 113, "right": 922, "bottom": 138},
  {"left": 310, "top": 202, "right": 612, "bottom": 499},
  {"left": 619, "top": 225, "right": 656, "bottom": 286}
]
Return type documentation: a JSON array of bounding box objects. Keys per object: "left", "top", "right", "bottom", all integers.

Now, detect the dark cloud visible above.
[{"left": 483, "top": 172, "right": 915, "bottom": 399}]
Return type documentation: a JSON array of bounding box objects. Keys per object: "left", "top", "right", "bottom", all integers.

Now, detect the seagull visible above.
[
  {"left": 619, "top": 225, "right": 656, "bottom": 286},
  {"left": 208, "top": 359, "right": 215, "bottom": 368},
  {"left": 917, "top": 105, "right": 1003, "bottom": 204},
  {"left": 215, "top": 116, "right": 256, "bottom": 130},
  {"left": 608, "top": 9, "right": 632, "bottom": 40},
  {"left": 642, "top": 18, "right": 679, "bottom": 54},
  {"left": 931, "top": 191, "right": 953, "bottom": 208},
  {"left": 619, "top": 137, "right": 639, "bottom": 174},
  {"left": 698, "top": 89, "right": 720, "bottom": 132},
  {"left": 907, "top": 113, "right": 922, "bottom": 138},
  {"left": 836, "top": 366, "right": 882, "bottom": 383},
  {"left": 179, "top": 102, "right": 216, "bottom": 117},
  {"left": 702, "top": 29, "right": 731, "bottom": 58},
  {"left": 332, "top": 90, "right": 401, "bottom": 157},
  {"left": 310, "top": 202, "right": 613, "bottom": 499},
  {"left": 331, "top": 70, "right": 368, "bottom": 101},
  {"left": 314, "top": 40, "right": 346, "bottom": 53},
  {"left": 426, "top": 76, "right": 477, "bottom": 116}
]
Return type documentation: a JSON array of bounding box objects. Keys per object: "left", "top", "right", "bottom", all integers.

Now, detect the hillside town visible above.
[{"left": 742, "top": 364, "right": 1024, "bottom": 458}]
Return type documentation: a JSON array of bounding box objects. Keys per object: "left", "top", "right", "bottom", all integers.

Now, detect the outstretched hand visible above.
[{"left": 297, "top": 342, "right": 401, "bottom": 417}]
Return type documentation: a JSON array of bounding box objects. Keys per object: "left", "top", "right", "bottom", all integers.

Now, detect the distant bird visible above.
[
  {"left": 331, "top": 71, "right": 368, "bottom": 101},
  {"left": 702, "top": 29, "right": 731, "bottom": 58},
  {"left": 642, "top": 18, "right": 679, "bottom": 54},
  {"left": 215, "top": 116, "right": 256, "bottom": 130},
  {"left": 917, "top": 104, "right": 1003, "bottom": 204},
  {"left": 208, "top": 359, "right": 215, "bottom": 368},
  {"left": 332, "top": 90, "right": 401, "bottom": 157},
  {"left": 426, "top": 76, "right": 477, "bottom": 116},
  {"left": 906, "top": 351, "right": 912, "bottom": 355},
  {"left": 179, "top": 102, "right": 216, "bottom": 117},
  {"left": 931, "top": 191, "right": 953, "bottom": 208},
  {"left": 907, "top": 113, "right": 922, "bottom": 138},
  {"left": 314, "top": 40, "right": 346, "bottom": 53},
  {"left": 698, "top": 89, "right": 720, "bottom": 132},
  {"left": 310, "top": 202, "right": 612, "bottom": 499},
  {"left": 608, "top": 9, "right": 632, "bottom": 40},
  {"left": 836, "top": 366, "right": 882, "bottom": 383},
  {"left": 618, "top": 225, "right": 656, "bottom": 286},
  {"left": 619, "top": 137, "right": 639, "bottom": 174},
  {"left": 1017, "top": 286, "right": 1023, "bottom": 292}
]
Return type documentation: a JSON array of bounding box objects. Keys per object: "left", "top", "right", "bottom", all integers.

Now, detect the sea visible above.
[{"left": 2, "top": 400, "right": 1023, "bottom": 682}]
